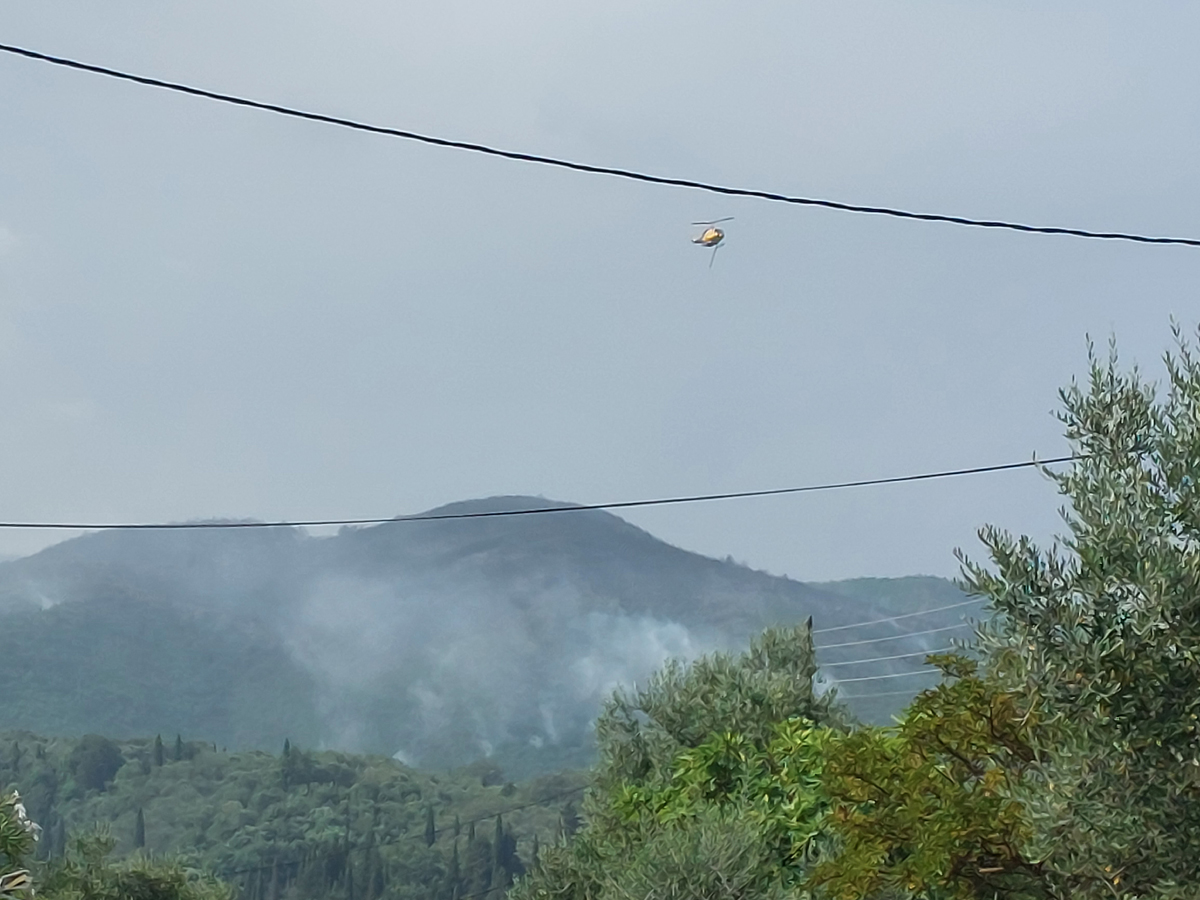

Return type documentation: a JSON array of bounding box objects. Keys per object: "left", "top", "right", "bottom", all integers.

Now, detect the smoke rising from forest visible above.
[{"left": 0, "top": 498, "right": 969, "bottom": 770}]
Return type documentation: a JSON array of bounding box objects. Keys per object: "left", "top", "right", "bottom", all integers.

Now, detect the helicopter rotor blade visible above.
[{"left": 692, "top": 217, "right": 734, "bottom": 225}]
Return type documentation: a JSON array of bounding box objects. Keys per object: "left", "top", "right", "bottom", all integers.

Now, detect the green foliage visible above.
[
  {"left": 1, "top": 791, "right": 38, "bottom": 877},
  {"left": 961, "top": 330, "right": 1200, "bottom": 897},
  {"left": 810, "top": 656, "right": 1053, "bottom": 900},
  {"left": 591, "top": 621, "right": 837, "bottom": 795},
  {"left": 39, "top": 832, "right": 232, "bottom": 900},
  {"left": 1, "top": 731, "right": 582, "bottom": 900},
  {"left": 68, "top": 738, "right": 124, "bottom": 794},
  {"left": 514, "top": 624, "right": 839, "bottom": 900}
]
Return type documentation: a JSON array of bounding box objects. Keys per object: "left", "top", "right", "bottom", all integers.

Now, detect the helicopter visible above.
[{"left": 691, "top": 218, "right": 733, "bottom": 267}]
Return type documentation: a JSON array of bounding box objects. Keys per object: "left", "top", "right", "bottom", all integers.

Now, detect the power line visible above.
[
  {"left": 812, "top": 597, "right": 984, "bottom": 634},
  {"left": 816, "top": 621, "right": 971, "bottom": 650},
  {"left": 833, "top": 667, "right": 944, "bottom": 685},
  {"left": 0, "top": 455, "right": 1074, "bottom": 531},
  {"left": 2, "top": 43, "right": 1198, "bottom": 249},
  {"left": 838, "top": 688, "right": 933, "bottom": 701},
  {"left": 819, "top": 645, "right": 955, "bottom": 667}
]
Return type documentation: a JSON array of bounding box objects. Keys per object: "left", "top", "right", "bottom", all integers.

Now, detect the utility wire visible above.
[
  {"left": 816, "top": 621, "right": 971, "bottom": 650},
  {"left": 2, "top": 43, "right": 1198, "bottom": 249},
  {"left": 0, "top": 455, "right": 1074, "bottom": 531},
  {"left": 838, "top": 688, "right": 935, "bottom": 701},
  {"left": 833, "top": 667, "right": 943, "bottom": 685},
  {"left": 819, "top": 645, "right": 955, "bottom": 667},
  {"left": 812, "top": 597, "right": 983, "bottom": 634}
]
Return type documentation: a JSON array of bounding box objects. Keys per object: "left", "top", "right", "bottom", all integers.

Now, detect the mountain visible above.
[{"left": 0, "top": 497, "right": 979, "bottom": 770}]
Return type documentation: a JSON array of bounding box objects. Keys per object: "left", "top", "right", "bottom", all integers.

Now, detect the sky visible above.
[{"left": 0, "top": 2, "right": 1197, "bottom": 580}]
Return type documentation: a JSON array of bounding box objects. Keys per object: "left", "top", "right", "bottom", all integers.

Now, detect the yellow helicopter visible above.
[{"left": 691, "top": 218, "right": 733, "bottom": 267}]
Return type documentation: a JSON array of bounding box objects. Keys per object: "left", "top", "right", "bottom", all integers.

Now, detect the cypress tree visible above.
[
  {"left": 153, "top": 735, "right": 164, "bottom": 767},
  {"left": 453, "top": 814, "right": 461, "bottom": 838},
  {"left": 467, "top": 819, "right": 476, "bottom": 844},
  {"left": 173, "top": 734, "right": 183, "bottom": 762},
  {"left": 424, "top": 806, "right": 436, "bottom": 846},
  {"left": 134, "top": 808, "right": 145, "bottom": 849},
  {"left": 491, "top": 816, "right": 503, "bottom": 872},
  {"left": 281, "top": 740, "right": 292, "bottom": 789},
  {"left": 530, "top": 834, "right": 540, "bottom": 869},
  {"left": 52, "top": 818, "right": 67, "bottom": 859},
  {"left": 445, "top": 840, "right": 461, "bottom": 899}
]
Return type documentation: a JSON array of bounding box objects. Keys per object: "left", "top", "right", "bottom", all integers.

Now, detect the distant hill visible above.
[{"left": 0, "top": 497, "right": 980, "bottom": 770}]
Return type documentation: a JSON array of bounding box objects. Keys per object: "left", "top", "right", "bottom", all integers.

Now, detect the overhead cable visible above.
[
  {"left": 815, "top": 621, "right": 971, "bottom": 649},
  {"left": 838, "top": 688, "right": 934, "bottom": 701},
  {"left": 833, "top": 668, "right": 943, "bottom": 685},
  {"left": 0, "top": 455, "right": 1074, "bottom": 531},
  {"left": 2, "top": 43, "right": 1198, "bottom": 249},
  {"left": 819, "top": 646, "right": 955, "bottom": 667},
  {"left": 812, "top": 597, "right": 983, "bottom": 634}
]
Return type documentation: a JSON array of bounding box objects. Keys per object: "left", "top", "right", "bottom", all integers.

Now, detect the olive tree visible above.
[{"left": 963, "top": 329, "right": 1200, "bottom": 898}]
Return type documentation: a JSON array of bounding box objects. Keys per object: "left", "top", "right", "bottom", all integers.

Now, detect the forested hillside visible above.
[
  {"left": 0, "top": 501, "right": 971, "bottom": 771},
  {"left": 0, "top": 729, "right": 585, "bottom": 900}
]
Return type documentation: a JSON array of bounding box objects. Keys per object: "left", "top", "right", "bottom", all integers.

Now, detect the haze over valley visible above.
[{"left": 0, "top": 496, "right": 976, "bottom": 775}]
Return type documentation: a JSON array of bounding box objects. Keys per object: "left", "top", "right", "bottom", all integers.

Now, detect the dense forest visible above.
[{"left": 0, "top": 730, "right": 584, "bottom": 900}]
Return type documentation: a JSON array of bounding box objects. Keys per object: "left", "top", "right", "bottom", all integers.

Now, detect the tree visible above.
[
  {"left": 173, "top": 735, "right": 183, "bottom": 763},
  {"left": 513, "top": 623, "right": 839, "bottom": 900},
  {"left": 810, "top": 656, "right": 1054, "bottom": 900},
  {"left": 69, "top": 736, "right": 124, "bottom": 793},
  {"left": 154, "top": 735, "right": 165, "bottom": 768},
  {"left": 39, "top": 832, "right": 232, "bottom": 900},
  {"left": 1, "top": 790, "right": 39, "bottom": 883},
  {"left": 134, "top": 809, "right": 145, "bottom": 850},
  {"left": 424, "top": 806, "right": 436, "bottom": 847},
  {"left": 960, "top": 331, "right": 1200, "bottom": 897}
]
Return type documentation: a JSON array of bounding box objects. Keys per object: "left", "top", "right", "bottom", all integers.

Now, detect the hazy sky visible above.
[{"left": 0, "top": 3, "right": 1197, "bottom": 579}]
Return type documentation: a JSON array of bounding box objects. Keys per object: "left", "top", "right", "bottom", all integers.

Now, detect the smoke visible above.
[
  {"left": 0, "top": 499, "right": 878, "bottom": 765},
  {"left": 285, "top": 571, "right": 717, "bottom": 767}
]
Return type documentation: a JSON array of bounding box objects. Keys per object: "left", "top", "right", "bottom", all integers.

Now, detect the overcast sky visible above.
[{"left": 0, "top": 2, "right": 1197, "bottom": 579}]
